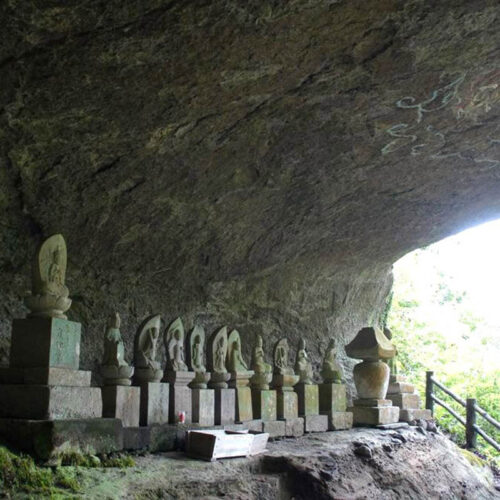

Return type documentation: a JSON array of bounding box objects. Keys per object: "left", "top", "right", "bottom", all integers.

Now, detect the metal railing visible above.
[{"left": 426, "top": 371, "right": 499, "bottom": 451}]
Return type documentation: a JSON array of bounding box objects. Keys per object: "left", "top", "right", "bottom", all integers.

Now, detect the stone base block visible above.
[
  {"left": 263, "top": 420, "right": 286, "bottom": 438},
  {"left": 354, "top": 398, "right": 391, "bottom": 407},
  {"left": 0, "top": 367, "right": 91, "bottom": 386},
  {"left": 102, "top": 386, "right": 140, "bottom": 427},
  {"left": 304, "top": 414, "right": 328, "bottom": 433},
  {"left": 235, "top": 386, "right": 253, "bottom": 422},
  {"left": 277, "top": 390, "right": 298, "bottom": 419},
  {"left": 123, "top": 426, "right": 151, "bottom": 450},
  {"left": 295, "top": 384, "right": 319, "bottom": 416},
  {"left": 284, "top": 417, "right": 305, "bottom": 437},
  {"left": 252, "top": 390, "right": 277, "bottom": 421},
  {"left": 169, "top": 385, "right": 192, "bottom": 424},
  {"left": 350, "top": 405, "right": 400, "bottom": 426},
  {"left": 0, "top": 418, "right": 122, "bottom": 460},
  {"left": 192, "top": 388, "right": 215, "bottom": 426},
  {"left": 390, "top": 374, "right": 407, "bottom": 383},
  {"left": 139, "top": 382, "right": 169, "bottom": 426},
  {"left": 10, "top": 318, "right": 81, "bottom": 370},
  {"left": 214, "top": 388, "right": 235, "bottom": 425},
  {"left": 400, "top": 408, "right": 433, "bottom": 422},
  {"left": 389, "top": 393, "right": 421, "bottom": 409},
  {"left": 388, "top": 382, "right": 415, "bottom": 394},
  {"left": 319, "top": 383, "right": 347, "bottom": 413},
  {"left": 325, "top": 411, "right": 353, "bottom": 430},
  {"left": 0, "top": 384, "right": 102, "bottom": 420},
  {"left": 245, "top": 419, "right": 263, "bottom": 432}
]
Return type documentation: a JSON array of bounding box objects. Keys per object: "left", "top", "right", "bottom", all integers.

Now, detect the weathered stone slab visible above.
[
  {"left": 252, "top": 390, "right": 277, "bottom": 421},
  {"left": 284, "top": 417, "right": 305, "bottom": 437},
  {"left": 0, "top": 384, "right": 102, "bottom": 419},
  {"left": 319, "top": 383, "right": 347, "bottom": 413},
  {"left": 295, "top": 384, "right": 319, "bottom": 416},
  {"left": 123, "top": 426, "right": 151, "bottom": 450},
  {"left": 350, "top": 405, "right": 400, "bottom": 426},
  {"left": 387, "top": 382, "right": 415, "bottom": 394},
  {"left": 0, "top": 418, "right": 123, "bottom": 460},
  {"left": 390, "top": 374, "right": 407, "bottom": 383},
  {"left": 354, "top": 398, "right": 391, "bottom": 407},
  {"left": 304, "top": 414, "right": 328, "bottom": 433},
  {"left": 263, "top": 420, "right": 286, "bottom": 438},
  {"left": 214, "top": 388, "right": 236, "bottom": 425},
  {"left": 192, "top": 388, "right": 215, "bottom": 426},
  {"left": 168, "top": 385, "right": 192, "bottom": 424},
  {"left": 400, "top": 408, "right": 432, "bottom": 422},
  {"left": 245, "top": 419, "right": 263, "bottom": 432},
  {"left": 10, "top": 318, "right": 81, "bottom": 370},
  {"left": 389, "top": 393, "right": 421, "bottom": 409},
  {"left": 325, "top": 411, "right": 353, "bottom": 430},
  {"left": 24, "top": 367, "right": 91, "bottom": 386},
  {"left": 139, "top": 382, "right": 169, "bottom": 426},
  {"left": 102, "top": 386, "right": 140, "bottom": 427},
  {"left": 277, "top": 389, "right": 298, "bottom": 419},
  {"left": 235, "top": 386, "right": 253, "bottom": 422}
]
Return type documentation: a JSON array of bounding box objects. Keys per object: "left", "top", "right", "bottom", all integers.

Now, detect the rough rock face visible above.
[
  {"left": 0, "top": 1, "right": 499, "bottom": 382},
  {"left": 55, "top": 428, "right": 498, "bottom": 499}
]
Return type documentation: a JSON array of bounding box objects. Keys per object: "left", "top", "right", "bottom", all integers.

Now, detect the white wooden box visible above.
[{"left": 186, "top": 429, "right": 269, "bottom": 461}]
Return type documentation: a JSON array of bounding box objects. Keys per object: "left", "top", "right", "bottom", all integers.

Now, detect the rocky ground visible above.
[{"left": 47, "top": 427, "right": 498, "bottom": 499}]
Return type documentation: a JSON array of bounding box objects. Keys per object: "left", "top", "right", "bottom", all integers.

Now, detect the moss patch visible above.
[{"left": 0, "top": 445, "right": 80, "bottom": 495}]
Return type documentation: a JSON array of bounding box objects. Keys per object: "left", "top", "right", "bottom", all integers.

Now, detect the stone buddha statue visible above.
[
  {"left": 189, "top": 324, "right": 211, "bottom": 389},
  {"left": 134, "top": 314, "right": 163, "bottom": 383},
  {"left": 251, "top": 335, "right": 273, "bottom": 390},
  {"left": 295, "top": 339, "right": 314, "bottom": 384},
  {"left": 320, "top": 338, "right": 344, "bottom": 383},
  {"left": 274, "top": 338, "right": 294, "bottom": 375},
  {"left": 228, "top": 339, "right": 248, "bottom": 372},
  {"left": 24, "top": 234, "right": 72, "bottom": 319},
  {"left": 100, "top": 312, "right": 134, "bottom": 385},
  {"left": 165, "top": 317, "right": 188, "bottom": 372}
]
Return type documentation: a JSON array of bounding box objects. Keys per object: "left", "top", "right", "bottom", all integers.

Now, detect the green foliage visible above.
[{"left": 388, "top": 246, "right": 500, "bottom": 465}]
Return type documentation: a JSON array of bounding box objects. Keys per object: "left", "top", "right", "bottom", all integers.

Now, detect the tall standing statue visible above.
[
  {"left": 24, "top": 234, "right": 72, "bottom": 319},
  {"left": 295, "top": 339, "right": 314, "bottom": 384},
  {"left": 100, "top": 312, "right": 134, "bottom": 385},
  {"left": 189, "top": 325, "right": 210, "bottom": 389},
  {"left": 134, "top": 314, "right": 163, "bottom": 383},
  {"left": 207, "top": 326, "right": 231, "bottom": 389},
  {"left": 320, "top": 338, "right": 344, "bottom": 383},
  {"left": 165, "top": 317, "right": 188, "bottom": 371},
  {"left": 251, "top": 335, "right": 273, "bottom": 390}
]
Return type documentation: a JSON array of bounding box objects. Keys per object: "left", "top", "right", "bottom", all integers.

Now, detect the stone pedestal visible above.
[
  {"left": 229, "top": 372, "right": 254, "bottom": 422},
  {"left": 276, "top": 389, "right": 299, "bottom": 419},
  {"left": 164, "top": 371, "right": 195, "bottom": 424},
  {"left": 138, "top": 382, "right": 169, "bottom": 426},
  {"left": 284, "top": 417, "right": 305, "bottom": 437},
  {"left": 102, "top": 386, "right": 141, "bottom": 427},
  {"left": 319, "top": 383, "right": 353, "bottom": 430},
  {"left": 214, "top": 388, "right": 236, "bottom": 425},
  {"left": 10, "top": 318, "right": 81, "bottom": 370},
  {"left": 192, "top": 388, "right": 215, "bottom": 426},
  {"left": 304, "top": 414, "right": 329, "bottom": 433},
  {"left": 295, "top": 383, "right": 319, "bottom": 416},
  {"left": 251, "top": 390, "right": 277, "bottom": 421},
  {"left": 0, "top": 318, "right": 102, "bottom": 421},
  {"left": 0, "top": 384, "right": 102, "bottom": 420},
  {"left": 349, "top": 398, "right": 400, "bottom": 426},
  {"left": 386, "top": 376, "right": 432, "bottom": 422}
]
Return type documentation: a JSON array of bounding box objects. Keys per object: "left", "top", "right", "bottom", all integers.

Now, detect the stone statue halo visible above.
[
  {"left": 165, "top": 317, "right": 185, "bottom": 368},
  {"left": 33, "top": 234, "right": 67, "bottom": 293},
  {"left": 208, "top": 326, "right": 228, "bottom": 373},
  {"left": 134, "top": 314, "right": 162, "bottom": 363},
  {"left": 226, "top": 329, "right": 242, "bottom": 366}
]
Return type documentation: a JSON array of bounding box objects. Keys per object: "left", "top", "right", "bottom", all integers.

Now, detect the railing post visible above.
[
  {"left": 466, "top": 398, "right": 477, "bottom": 449},
  {"left": 426, "top": 371, "right": 434, "bottom": 415}
]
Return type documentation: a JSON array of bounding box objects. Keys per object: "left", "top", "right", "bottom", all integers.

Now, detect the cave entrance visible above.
[{"left": 387, "top": 218, "right": 500, "bottom": 458}]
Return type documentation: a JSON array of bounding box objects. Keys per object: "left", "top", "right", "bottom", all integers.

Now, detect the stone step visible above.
[
  {"left": 400, "top": 408, "right": 433, "bottom": 422},
  {"left": 388, "top": 393, "right": 421, "bottom": 409}
]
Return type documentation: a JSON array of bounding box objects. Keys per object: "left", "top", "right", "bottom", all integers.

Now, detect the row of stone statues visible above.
[{"left": 99, "top": 312, "right": 345, "bottom": 389}]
